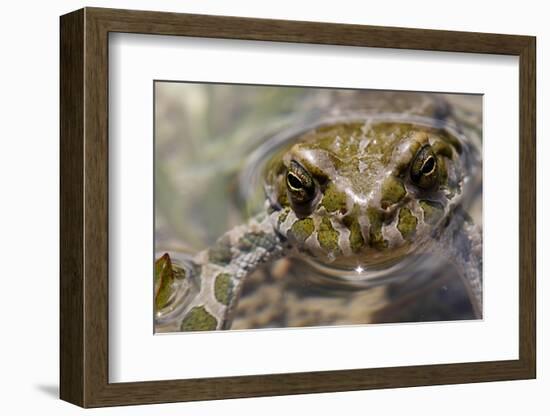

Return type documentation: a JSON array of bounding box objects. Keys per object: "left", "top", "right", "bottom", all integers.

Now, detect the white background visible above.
[
  {"left": 0, "top": 0, "right": 546, "bottom": 414},
  {"left": 110, "top": 34, "right": 519, "bottom": 382}
]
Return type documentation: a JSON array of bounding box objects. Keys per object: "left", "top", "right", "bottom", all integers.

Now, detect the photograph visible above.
[{"left": 153, "top": 83, "right": 483, "bottom": 333}]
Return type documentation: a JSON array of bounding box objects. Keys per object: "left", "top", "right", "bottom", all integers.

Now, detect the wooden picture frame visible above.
[{"left": 60, "top": 7, "right": 536, "bottom": 408}]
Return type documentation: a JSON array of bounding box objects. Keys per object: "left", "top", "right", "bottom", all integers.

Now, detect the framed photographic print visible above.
[{"left": 60, "top": 7, "right": 536, "bottom": 408}]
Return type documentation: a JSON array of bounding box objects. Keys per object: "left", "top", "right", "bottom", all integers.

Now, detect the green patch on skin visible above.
[
  {"left": 321, "top": 182, "right": 347, "bottom": 213},
  {"left": 343, "top": 213, "right": 364, "bottom": 253},
  {"left": 208, "top": 236, "right": 233, "bottom": 265},
  {"left": 238, "top": 231, "right": 267, "bottom": 252},
  {"left": 380, "top": 176, "right": 406, "bottom": 208},
  {"left": 180, "top": 306, "right": 218, "bottom": 331},
  {"left": 278, "top": 208, "right": 290, "bottom": 227},
  {"left": 397, "top": 207, "right": 418, "bottom": 239},
  {"left": 317, "top": 217, "right": 341, "bottom": 253},
  {"left": 214, "top": 273, "right": 233, "bottom": 306},
  {"left": 154, "top": 253, "right": 176, "bottom": 311},
  {"left": 290, "top": 218, "right": 314, "bottom": 243},
  {"left": 420, "top": 200, "right": 444, "bottom": 224},
  {"left": 367, "top": 208, "right": 388, "bottom": 250}
]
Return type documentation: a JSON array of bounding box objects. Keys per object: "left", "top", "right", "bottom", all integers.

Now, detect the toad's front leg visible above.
[{"left": 156, "top": 214, "right": 287, "bottom": 331}]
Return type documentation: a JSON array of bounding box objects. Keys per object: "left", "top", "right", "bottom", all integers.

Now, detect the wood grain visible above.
[
  {"left": 59, "top": 8, "right": 84, "bottom": 406},
  {"left": 59, "top": 7, "right": 537, "bottom": 408},
  {"left": 518, "top": 37, "right": 536, "bottom": 376}
]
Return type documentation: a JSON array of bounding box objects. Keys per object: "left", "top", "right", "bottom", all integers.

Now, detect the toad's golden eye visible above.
[
  {"left": 286, "top": 160, "right": 316, "bottom": 204},
  {"left": 410, "top": 145, "right": 439, "bottom": 189}
]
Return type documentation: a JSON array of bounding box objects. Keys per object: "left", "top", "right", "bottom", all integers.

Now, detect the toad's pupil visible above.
[
  {"left": 287, "top": 173, "right": 303, "bottom": 189},
  {"left": 422, "top": 157, "right": 435, "bottom": 174}
]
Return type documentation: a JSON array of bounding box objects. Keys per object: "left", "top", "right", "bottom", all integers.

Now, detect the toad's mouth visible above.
[{"left": 290, "top": 235, "right": 418, "bottom": 269}]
